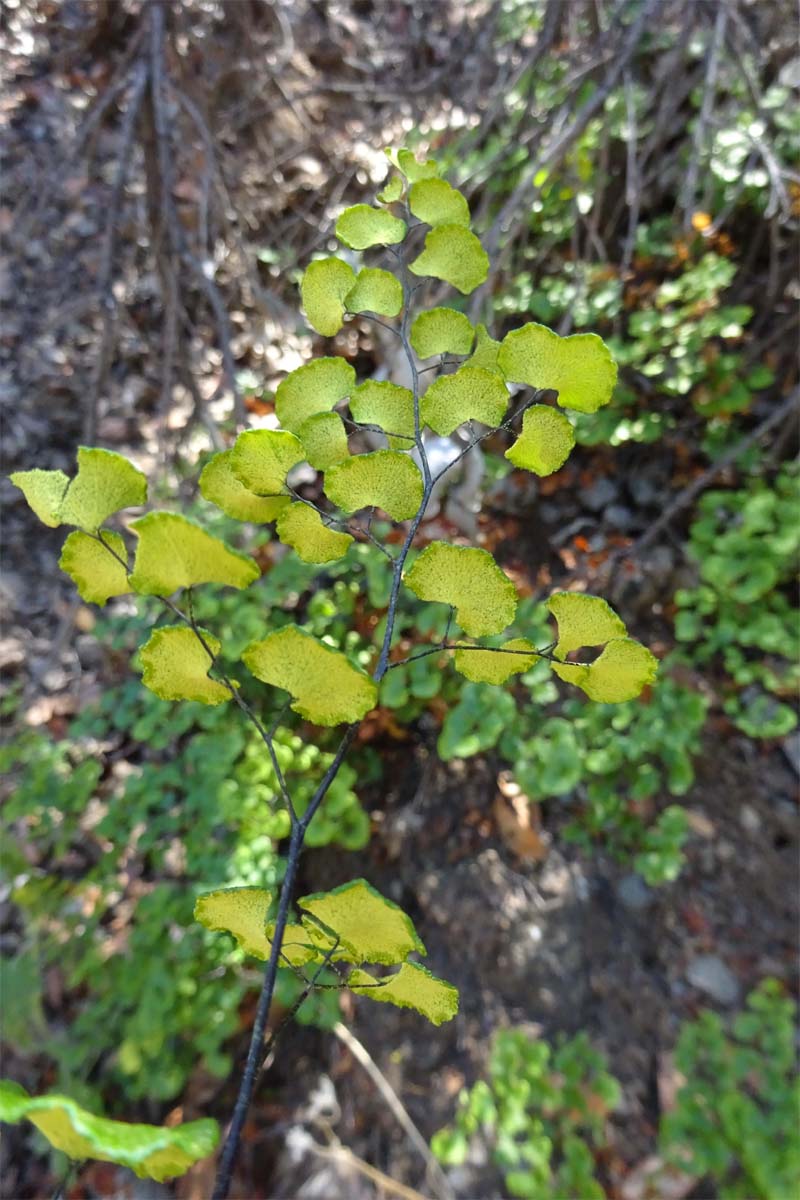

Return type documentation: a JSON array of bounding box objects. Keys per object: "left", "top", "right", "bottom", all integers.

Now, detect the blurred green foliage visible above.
[
  {"left": 661, "top": 980, "right": 800, "bottom": 1200},
  {"left": 675, "top": 463, "right": 799, "bottom": 738},
  {"left": 431, "top": 1027, "right": 620, "bottom": 1200}
]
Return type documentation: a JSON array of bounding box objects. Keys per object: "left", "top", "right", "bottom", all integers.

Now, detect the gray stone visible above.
[
  {"left": 686, "top": 955, "right": 741, "bottom": 1006},
  {"left": 782, "top": 731, "right": 800, "bottom": 777},
  {"left": 605, "top": 503, "right": 637, "bottom": 531},
  {"left": 617, "top": 873, "right": 653, "bottom": 911},
  {"left": 583, "top": 477, "right": 618, "bottom": 511},
  {"left": 628, "top": 475, "right": 659, "bottom": 507}
]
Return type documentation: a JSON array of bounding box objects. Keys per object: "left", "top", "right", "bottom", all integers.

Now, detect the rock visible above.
[
  {"left": 617, "top": 873, "right": 653, "bottom": 911},
  {"left": 782, "top": 731, "right": 800, "bottom": 777},
  {"left": 605, "top": 503, "right": 637, "bottom": 531},
  {"left": 628, "top": 475, "right": 659, "bottom": 507},
  {"left": 738, "top": 804, "right": 760, "bottom": 835},
  {"left": 686, "top": 955, "right": 740, "bottom": 1006},
  {"left": 583, "top": 477, "right": 618, "bottom": 511}
]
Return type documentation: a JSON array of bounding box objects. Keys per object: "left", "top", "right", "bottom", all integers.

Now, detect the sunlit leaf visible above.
[
  {"left": 0, "top": 1079, "right": 218, "bottom": 1183},
  {"left": 8, "top": 468, "right": 69, "bottom": 527},
  {"left": 404, "top": 542, "right": 518, "bottom": 636},
  {"left": 324, "top": 450, "right": 423, "bottom": 520},
  {"left": 409, "top": 178, "right": 470, "bottom": 228},
  {"left": 274, "top": 357, "right": 356, "bottom": 434},
  {"left": 230, "top": 428, "right": 305, "bottom": 494},
  {"left": 59, "top": 530, "right": 131, "bottom": 606},
  {"left": 11, "top": 449, "right": 146, "bottom": 533},
  {"left": 552, "top": 637, "right": 658, "bottom": 702},
  {"left": 409, "top": 225, "right": 489, "bottom": 295},
  {"left": 349, "top": 963, "right": 459, "bottom": 1025},
  {"left": 392, "top": 147, "right": 439, "bottom": 182},
  {"left": 376, "top": 175, "right": 404, "bottom": 203},
  {"left": 453, "top": 638, "right": 538, "bottom": 684},
  {"left": 465, "top": 323, "right": 503, "bottom": 375},
  {"left": 546, "top": 591, "right": 627, "bottom": 658},
  {"left": 194, "top": 887, "right": 317, "bottom": 967},
  {"left": 199, "top": 450, "right": 290, "bottom": 522},
  {"left": 243, "top": 626, "right": 378, "bottom": 726},
  {"left": 298, "top": 878, "right": 426, "bottom": 965},
  {"left": 139, "top": 626, "right": 231, "bottom": 705},
  {"left": 349, "top": 380, "right": 416, "bottom": 447},
  {"left": 344, "top": 268, "right": 403, "bottom": 318},
  {"left": 498, "top": 323, "right": 617, "bottom": 414},
  {"left": 298, "top": 411, "right": 349, "bottom": 469},
  {"left": 335, "top": 205, "right": 406, "bottom": 250},
  {"left": 410, "top": 308, "right": 474, "bottom": 359},
  {"left": 301, "top": 256, "right": 356, "bottom": 337},
  {"left": 505, "top": 404, "right": 575, "bottom": 476},
  {"left": 276, "top": 503, "right": 353, "bottom": 564},
  {"left": 421, "top": 365, "right": 508, "bottom": 435},
  {"left": 130, "top": 512, "right": 259, "bottom": 596}
]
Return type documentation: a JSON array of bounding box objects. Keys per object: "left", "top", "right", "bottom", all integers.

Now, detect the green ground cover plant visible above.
[{"left": 5, "top": 146, "right": 656, "bottom": 1194}]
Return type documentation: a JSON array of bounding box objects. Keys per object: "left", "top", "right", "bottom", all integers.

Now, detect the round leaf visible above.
[
  {"left": 409, "top": 225, "right": 489, "bottom": 295},
  {"left": 377, "top": 175, "right": 404, "bottom": 203},
  {"left": 139, "top": 626, "right": 231, "bottom": 705},
  {"left": 8, "top": 468, "right": 69, "bottom": 527},
  {"left": 546, "top": 591, "right": 627, "bottom": 658},
  {"left": 409, "top": 178, "right": 470, "bottom": 228},
  {"left": 243, "top": 625, "right": 378, "bottom": 726},
  {"left": 194, "top": 887, "right": 318, "bottom": 967},
  {"left": 335, "top": 205, "right": 406, "bottom": 250},
  {"left": 130, "top": 512, "right": 259, "bottom": 596},
  {"left": 324, "top": 450, "right": 423, "bottom": 520},
  {"left": 421, "top": 365, "right": 508, "bottom": 435},
  {"left": 404, "top": 542, "right": 518, "bottom": 636},
  {"left": 505, "top": 405, "right": 576, "bottom": 476},
  {"left": 274, "top": 357, "right": 356, "bottom": 434},
  {"left": 453, "top": 638, "right": 538, "bottom": 684},
  {"left": 349, "top": 380, "right": 416, "bottom": 447},
  {"left": 410, "top": 308, "right": 474, "bottom": 358},
  {"left": 276, "top": 503, "right": 353, "bottom": 564},
  {"left": 466, "top": 323, "right": 503, "bottom": 375},
  {"left": 301, "top": 256, "right": 356, "bottom": 337},
  {"left": 0, "top": 1079, "right": 218, "bottom": 1183},
  {"left": 552, "top": 637, "right": 658, "bottom": 702},
  {"left": 230, "top": 428, "right": 305, "bottom": 494},
  {"left": 59, "top": 530, "right": 131, "bottom": 606},
  {"left": 298, "top": 411, "right": 349, "bottom": 469},
  {"left": 298, "top": 878, "right": 426, "bottom": 965},
  {"left": 498, "top": 323, "right": 617, "bottom": 414},
  {"left": 199, "top": 450, "right": 290, "bottom": 522},
  {"left": 11, "top": 449, "right": 146, "bottom": 533},
  {"left": 349, "top": 962, "right": 459, "bottom": 1026},
  {"left": 393, "top": 148, "right": 439, "bottom": 181},
  {"left": 344, "top": 268, "right": 403, "bottom": 318}
]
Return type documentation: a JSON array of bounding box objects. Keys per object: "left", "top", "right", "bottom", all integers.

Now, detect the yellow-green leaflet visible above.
[
  {"left": 139, "top": 626, "right": 232, "bottom": 705},
  {"left": 298, "top": 878, "right": 426, "bottom": 965},
  {"left": 349, "top": 963, "right": 459, "bottom": 1025},
  {"left": 498, "top": 323, "right": 617, "bottom": 414},
  {"left": 404, "top": 542, "right": 518, "bottom": 637},
  {"left": 324, "top": 450, "right": 423, "bottom": 521}
]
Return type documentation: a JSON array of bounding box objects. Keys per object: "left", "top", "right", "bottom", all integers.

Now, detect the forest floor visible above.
[{"left": 1, "top": 5, "right": 798, "bottom": 1200}]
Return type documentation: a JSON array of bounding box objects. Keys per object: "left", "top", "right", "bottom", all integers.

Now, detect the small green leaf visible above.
[
  {"left": 404, "top": 542, "right": 518, "bottom": 636},
  {"left": 394, "top": 148, "right": 439, "bottom": 182},
  {"left": 546, "top": 591, "right": 627, "bottom": 658},
  {"left": 466, "top": 323, "right": 503, "bottom": 375},
  {"left": 335, "top": 205, "right": 406, "bottom": 250},
  {"left": 194, "top": 887, "right": 318, "bottom": 967},
  {"left": 344, "top": 268, "right": 403, "bottom": 318},
  {"left": 498, "top": 324, "right": 617, "bottom": 414},
  {"left": 59, "top": 530, "right": 131, "bottom": 606},
  {"left": 275, "top": 357, "right": 356, "bottom": 434},
  {"left": 11, "top": 449, "right": 146, "bottom": 533},
  {"left": 409, "top": 226, "right": 489, "bottom": 295},
  {"left": 199, "top": 450, "right": 290, "bottom": 522},
  {"left": 298, "top": 878, "right": 426, "bottom": 965},
  {"left": 552, "top": 637, "right": 658, "bottom": 702},
  {"left": 453, "top": 639, "right": 538, "bottom": 684},
  {"left": 130, "top": 512, "right": 259, "bottom": 595},
  {"left": 377, "top": 175, "right": 404, "bottom": 203},
  {"left": 349, "top": 380, "right": 416, "bottom": 447},
  {"left": 505, "top": 405, "right": 576, "bottom": 476},
  {"left": 139, "top": 626, "right": 231, "bottom": 705},
  {"left": 421, "top": 365, "right": 508, "bottom": 435},
  {"left": 8, "top": 468, "right": 69, "bottom": 527},
  {"left": 409, "top": 178, "right": 470, "bottom": 228},
  {"left": 349, "top": 962, "right": 459, "bottom": 1025},
  {"left": 230, "top": 428, "right": 305, "bottom": 494},
  {"left": 298, "top": 412, "right": 349, "bottom": 469},
  {"left": 243, "top": 626, "right": 378, "bottom": 725},
  {"left": 276, "top": 503, "right": 353, "bottom": 564},
  {"left": 410, "top": 308, "right": 474, "bottom": 358},
  {"left": 301, "top": 256, "right": 356, "bottom": 337},
  {"left": 0, "top": 1079, "right": 218, "bottom": 1183},
  {"left": 324, "top": 450, "right": 423, "bottom": 520}
]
